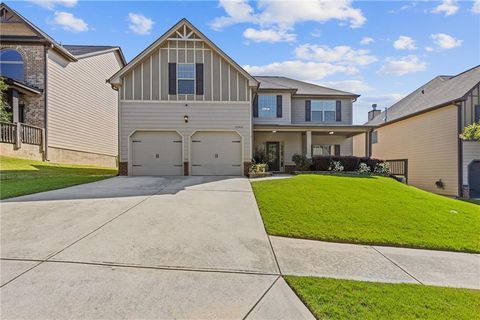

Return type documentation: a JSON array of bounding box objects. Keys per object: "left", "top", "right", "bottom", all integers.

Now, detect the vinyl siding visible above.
[
  {"left": 353, "top": 132, "right": 367, "bottom": 156},
  {"left": 47, "top": 50, "right": 123, "bottom": 156},
  {"left": 462, "top": 140, "right": 480, "bottom": 185},
  {"left": 119, "top": 101, "right": 252, "bottom": 163},
  {"left": 291, "top": 97, "right": 353, "bottom": 125},
  {"left": 253, "top": 92, "right": 292, "bottom": 125},
  {"left": 311, "top": 135, "right": 353, "bottom": 156},
  {"left": 371, "top": 105, "right": 459, "bottom": 196},
  {"left": 253, "top": 132, "right": 302, "bottom": 166}
]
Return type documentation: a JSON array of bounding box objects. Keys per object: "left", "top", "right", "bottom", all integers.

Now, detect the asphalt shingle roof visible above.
[
  {"left": 367, "top": 65, "right": 480, "bottom": 125},
  {"left": 254, "top": 76, "right": 359, "bottom": 97},
  {"left": 63, "top": 45, "right": 118, "bottom": 56}
]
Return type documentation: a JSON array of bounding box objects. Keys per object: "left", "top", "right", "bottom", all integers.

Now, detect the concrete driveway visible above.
[{"left": 1, "top": 177, "right": 314, "bottom": 319}]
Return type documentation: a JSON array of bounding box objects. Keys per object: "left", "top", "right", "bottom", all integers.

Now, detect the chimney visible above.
[{"left": 368, "top": 104, "right": 381, "bottom": 121}]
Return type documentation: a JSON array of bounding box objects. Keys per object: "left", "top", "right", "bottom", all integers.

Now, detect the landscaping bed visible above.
[
  {"left": 0, "top": 156, "right": 117, "bottom": 199},
  {"left": 252, "top": 174, "right": 480, "bottom": 253},
  {"left": 286, "top": 276, "right": 480, "bottom": 320}
]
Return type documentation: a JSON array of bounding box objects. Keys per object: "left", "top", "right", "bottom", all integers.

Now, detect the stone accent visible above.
[
  {"left": 183, "top": 162, "right": 189, "bottom": 176},
  {"left": 243, "top": 161, "right": 251, "bottom": 176},
  {"left": 461, "top": 185, "right": 470, "bottom": 199},
  {"left": 1, "top": 44, "right": 46, "bottom": 128},
  {"left": 48, "top": 147, "right": 117, "bottom": 168},
  {"left": 119, "top": 162, "right": 128, "bottom": 176},
  {"left": 0, "top": 142, "right": 43, "bottom": 161}
]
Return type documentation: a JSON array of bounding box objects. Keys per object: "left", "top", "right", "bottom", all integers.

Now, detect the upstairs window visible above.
[
  {"left": 177, "top": 63, "right": 194, "bottom": 94},
  {"left": 0, "top": 49, "right": 24, "bottom": 81},
  {"left": 311, "top": 100, "right": 336, "bottom": 122},
  {"left": 258, "top": 95, "right": 276, "bottom": 118}
]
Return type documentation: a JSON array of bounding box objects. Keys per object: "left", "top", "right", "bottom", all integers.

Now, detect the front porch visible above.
[{"left": 253, "top": 125, "right": 373, "bottom": 172}]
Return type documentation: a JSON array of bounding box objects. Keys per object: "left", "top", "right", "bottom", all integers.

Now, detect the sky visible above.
[{"left": 6, "top": 0, "right": 480, "bottom": 123}]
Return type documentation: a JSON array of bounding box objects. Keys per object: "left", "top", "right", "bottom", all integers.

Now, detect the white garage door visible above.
[
  {"left": 131, "top": 131, "right": 183, "bottom": 176},
  {"left": 191, "top": 131, "right": 242, "bottom": 176}
]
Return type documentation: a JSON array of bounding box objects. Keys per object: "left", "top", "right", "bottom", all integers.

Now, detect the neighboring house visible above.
[
  {"left": 109, "top": 19, "right": 371, "bottom": 176},
  {"left": 0, "top": 3, "right": 125, "bottom": 167},
  {"left": 353, "top": 66, "right": 480, "bottom": 198}
]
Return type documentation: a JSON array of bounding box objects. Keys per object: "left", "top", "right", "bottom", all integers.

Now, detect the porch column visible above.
[
  {"left": 9, "top": 89, "right": 20, "bottom": 123},
  {"left": 306, "top": 130, "right": 312, "bottom": 158}
]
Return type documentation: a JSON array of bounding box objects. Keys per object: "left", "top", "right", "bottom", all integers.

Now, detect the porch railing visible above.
[
  {"left": 385, "top": 159, "right": 408, "bottom": 183},
  {"left": 0, "top": 121, "right": 44, "bottom": 147}
]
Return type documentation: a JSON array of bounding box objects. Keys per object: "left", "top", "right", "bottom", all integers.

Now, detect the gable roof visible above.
[
  {"left": 367, "top": 65, "right": 480, "bottom": 126},
  {"left": 255, "top": 76, "right": 360, "bottom": 97},
  {"left": 108, "top": 18, "right": 258, "bottom": 87}
]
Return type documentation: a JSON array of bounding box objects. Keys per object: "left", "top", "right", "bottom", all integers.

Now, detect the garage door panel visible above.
[
  {"left": 131, "top": 131, "right": 183, "bottom": 176},
  {"left": 191, "top": 131, "right": 242, "bottom": 176}
]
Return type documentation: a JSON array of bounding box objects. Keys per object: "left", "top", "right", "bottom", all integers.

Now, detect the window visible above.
[
  {"left": 0, "top": 49, "right": 24, "bottom": 81},
  {"left": 258, "top": 95, "right": 277, "bottom": 118},
  {"left": 371, "top": 131, "right": 378, "bottom": 144},
  {"left": 311, "top": 100, "right": 336, "bottom": 122},
  {"left": 312, "top": 145, "right": 334, "bottom": 156},
  {"left": 475, "top": 105, "right": 480, "bottom": 123},
  {"left": 177, "top": 63, "right": 194, "bottom": 94}
]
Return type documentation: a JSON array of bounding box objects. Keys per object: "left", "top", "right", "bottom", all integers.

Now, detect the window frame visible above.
[
  {"left": 311, "top": 100, "right": 336, "bottom": 123},
  {"left": 312, "top": 144, "right": 335, "bottom": 156},
  {"left": 177, "top": 63, "right": 195, "bottom": 95},
  {"left": 371, "top": 131, "right": 378, "bottom": 144},
  {"left": 0, "top": 49, "right": 25, "bottom": 81},
  {"left": 258, "top": 94, "right": 277, "bottom": 118}
]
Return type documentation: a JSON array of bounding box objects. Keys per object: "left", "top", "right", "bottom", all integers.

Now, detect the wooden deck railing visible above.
[
  {"left": 20, "top": 123, "right": 43, "bottom": 145},
  {"left": 0, "top": 121, "right": 44, "bottom": 147},
  {"left": 0, "top": 122, "right": 17, "bottom": 144},
  {"left": 385, "top": 159, "right": 408, "bottom": 183}
]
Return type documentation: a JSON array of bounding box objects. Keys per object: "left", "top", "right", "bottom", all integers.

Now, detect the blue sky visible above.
[{"left": 8, "top": 0, "right": 480, "bottom": 123}]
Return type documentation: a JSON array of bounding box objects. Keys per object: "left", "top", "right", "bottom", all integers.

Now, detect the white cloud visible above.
[
  {"left": 311, "top": 29, "right": 322, "bottom": 38},
  {"left": 430, "top": 33, "right": 463, "bottom": 49},
  {"left": 211, "top": 0, "right": 256, "bottom": 30},
  {"left": 472, "top": 0, "right": 480, "bottom": 13},
  {"left": 378, "top": 55, "right": 427, "bottom": 76},
  {"left": 243, "top": 28, "right": 296, "bottom": 43},
  {"left": 128, "top": 13, "right": 154, "bottom": 35},
  {"left": 393, "top": 36, "right": 417, "bottom": 50},
  {"left": 244, "top": 60, "right": 358, "bottom": 82},
  {"left": 52, "top": 11, "right": 88, "bottom": 32},
  {"left": 432, "top": 0, "right": 459, "bottom": 16},
  {"left": 29, "top": 0, "right": 77, "bottom": 10},
  {"left": 425, "top": 46, "right": 434, "bottom": 52},
  {"left": 295, "top": 44, "right": 377, "bottom": 66},
  {"left": 320, "top": 80, "right": 372, "bottom": 93},
  {"left": 360, "top": 37, "right": 374, "bottom": 45}
]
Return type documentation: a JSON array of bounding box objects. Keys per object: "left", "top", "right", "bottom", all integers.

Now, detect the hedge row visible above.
[{"left": 310, "top": 156, "right": 383, "bottom": 171}]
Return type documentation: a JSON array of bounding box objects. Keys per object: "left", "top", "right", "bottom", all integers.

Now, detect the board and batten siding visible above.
[
  {"left": 371, "top": 105, "right": 459, "bottom": 196},
  {"left": 121, "top": 40, "right": 250, "bottom": 103},
  {"left": 47, "top": 50, "right": 123, "bottom": 156},
  {"left": 253, "top": 92, "right": 292, "bottom": 125},
  {"left": 462, "top": 140, "right": 480, "bottom": 185},
  {"left": 291, "top": 97, "right": 353, "bottom": 125},
  {"left": 119, "top": 101, "right": 252, "bottom": 163}
]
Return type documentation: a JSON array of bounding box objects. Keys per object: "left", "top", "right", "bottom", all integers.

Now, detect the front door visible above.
[
  {"left": 266, "top": 142, "right": 280, "bottom": 172},
  {"left": 469, "top": 161, "right": 480, "bottom": 198}
]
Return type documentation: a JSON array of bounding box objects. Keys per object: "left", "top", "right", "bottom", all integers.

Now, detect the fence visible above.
[
  {"left": 0, "top": 121, "right": 44, "bottom": 147},
  {"left": 385, "top": 159, "right": 408, "bottom": 183},
  {"left": 0, "top": 122, "right": 17, "bottom": 144}
]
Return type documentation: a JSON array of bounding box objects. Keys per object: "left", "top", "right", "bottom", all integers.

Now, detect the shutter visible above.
[
  {"left": 336, "top": 100, "right": 342, "bottom": 122},
  {"left": 305, "top": 100, "right": 311, "bottom": 122},
  {"left": 168, "top": 63, "right": 176, "bottom": 95},
  {"left": 276, "top": 95, "right": 283, "bottom": 118},
  {"left": 195, "top": 63, "right": 204, "bottom": 95},
  {"left": 334, "top": 145, "right": 341, "bottom": 156},
  {"left": 253, "top": 94, "right": 258, "bottom": 117}
]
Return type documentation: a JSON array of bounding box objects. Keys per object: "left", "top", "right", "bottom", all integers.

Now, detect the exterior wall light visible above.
[
  {"left": 184, "top": 115, "right": 189, "bottom": 123},
  {"left": 329, "top": 131, "right": 334, "bottom": 135},
  {"left": 272, "top": 130, "right": 277, "bottom": 133}
]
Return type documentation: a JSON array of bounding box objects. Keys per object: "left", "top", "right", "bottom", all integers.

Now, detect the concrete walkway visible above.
[{"left": 271, "top": 236, "right": 480, "bottom": 290}]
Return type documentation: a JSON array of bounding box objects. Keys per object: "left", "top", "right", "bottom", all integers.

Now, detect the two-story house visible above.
[
  {"left": 353, "top": 66, "right": 480, "bottom": 198},
  {"left": 109, "top": 18, "right": 371, "bottom": 176},
  {"left": 0, "top": 3, "right": 125, "bottom": 167}
]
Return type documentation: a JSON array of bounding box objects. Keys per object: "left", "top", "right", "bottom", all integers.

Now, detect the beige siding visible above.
[
  {"left": 47, "top": 50, "right": 122, "bottom": 157},
  {"left": 311, "top": 135, "right": 353, "bottom": 156},
  {"left": 371, "top": 105, "right": 459, "bottom": 196},
  {"left": 353, "top": 133, "right": 367, "bottom": 156},
  {"left": 121, "top": 40, "right": 250, "bottom": 102},
  {"left": 253, "top": 92, "right": 292, "bottom": 125},
  {"left": 253, "top": 132, "right": 302, "bottom": 166},
  {"left": 291, "top": 97, "right": 353, "bottom": 125},
  {"left": 0, "top": 22, "right": 37, "bottom": 36},
  {"left": 462, "top": 141, "right": 480, "bottom": 185},
  {"left": 119, "top": 101, "right": 252, "bottom": 163}
]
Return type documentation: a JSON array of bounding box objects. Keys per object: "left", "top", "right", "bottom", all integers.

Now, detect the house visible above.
[
  {"left": 353, "top": 66, "right": 480, "bottom": 198},
  {"left": 0, "top": 3, "right": 125, "bottom": 167},
  {"left": 108, "top": 18, "right": 372, "bottom": 176}
]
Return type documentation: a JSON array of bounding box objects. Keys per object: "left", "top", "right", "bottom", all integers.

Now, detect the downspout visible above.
[
  {"left": 457, "top": 102, "right": 463, "bottom": 197},
  {"left": 43, "top": 44, "right": 49, "bottom": 161}
]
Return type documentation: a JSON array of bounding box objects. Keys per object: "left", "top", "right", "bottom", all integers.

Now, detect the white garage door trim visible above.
[
  {"left": 128, "top": 129, "right": 184, "bottom": 176},
  {"left": 189, "top": 130, "right": 244, "bottom": 176}
]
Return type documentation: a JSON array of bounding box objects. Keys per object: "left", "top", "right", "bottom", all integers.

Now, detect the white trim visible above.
[
  {"left": 236, "top": 72, "right": 239, "bottom": 102},
  {"left": 150, "top": 55, "right": 152, "bottom": 101},
  {"left": 167, "top": 41, "right": 170, "bottom": 101},
  {"left": 176, "top": 40, "right": 178, "bottom": 101},
  {"left": 141, "top": 62, "right": 143, "bottom": 101},
  {"left": 158, "top": 49, "right": 161, "bottom": 100},
  {"left": 228, "top": 65, "right": 231, "bottom": 101},
  {"left": 132, "top": 69, "right": 135, "bottom": 100},
  {"left": 210, "top": 50, "right": 213, "bottom": 101},
  {"left": 193, "top": 44, "right": 196, "bottom": 101}
]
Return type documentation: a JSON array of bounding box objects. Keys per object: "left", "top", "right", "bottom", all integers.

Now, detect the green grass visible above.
[
  {"left": 252, "top": 175, "right": 480, "bottom": 253},
  {"left": 285, "top": 276, "right": 480, "bottom": 320},
  {"left": 0, "top": 156, "right": 117, "bottom": 199}
]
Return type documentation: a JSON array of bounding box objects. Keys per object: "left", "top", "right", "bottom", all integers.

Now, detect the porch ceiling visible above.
[{"left": 253, "top": 124, "right": 375, "bottom": 136}]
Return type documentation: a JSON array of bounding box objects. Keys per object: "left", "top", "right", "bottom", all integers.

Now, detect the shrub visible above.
[
  {"left": 358, "top": 162, "right": 371, "bottom": 174},
  {"left": 250, "top": 163, "right": 268, "bottom": 173},
  {"left": 329, "top": 160, "right": 344, "bottom": 172},
  {"left": 460, "top": 123, "right": 480, "bottom": 143},
  {"left": 292, "top": 153, "right": 312, "bottom": 170},
  {"left": 374, "top": 162, "right": 391, "bottom": 175},
  {"left": 252, "top": 145, "right": 268, "bottom": 164}
]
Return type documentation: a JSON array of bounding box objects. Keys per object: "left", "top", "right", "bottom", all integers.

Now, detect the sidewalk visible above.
[{"left": 270, "top": 236, "right": 480, "bottom": 290}]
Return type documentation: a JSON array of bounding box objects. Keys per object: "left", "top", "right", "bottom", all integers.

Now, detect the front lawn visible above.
[
  {"left": 252, "top": 175, "right": 480, "bottom": 253},
  {"left": 0, "top": 156, "right": 117, "bottom": 199},
  {"left": 285, "top": 276, "right": 480, "bottom": 320}
]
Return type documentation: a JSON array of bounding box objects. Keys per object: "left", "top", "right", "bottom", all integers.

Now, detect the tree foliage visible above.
[
  {"left": 460, "top": 123, "right": 480, "bottom": 143},
  {"left": 0, "top": 77, "right": 12, "bottom": 122}
]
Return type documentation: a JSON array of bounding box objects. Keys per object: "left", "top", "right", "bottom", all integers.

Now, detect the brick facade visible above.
[
  {"left": 1, "top": 44, "right": 46, "bottom": 128},
  {"left": 118, "top": 162, "right": 128, "bottom": 176},
  {"left": 243, "top": 161, "right": 251, "bottom": 176}
]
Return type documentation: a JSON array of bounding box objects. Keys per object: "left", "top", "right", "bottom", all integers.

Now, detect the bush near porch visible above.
[{"left": 251, "top": 175, "right": 480, "bottom": 253}]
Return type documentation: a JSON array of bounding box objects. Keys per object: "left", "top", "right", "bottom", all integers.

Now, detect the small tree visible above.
[
  {"left": 0, "top": 77, "right": 12, "bottom": 122},
  {"left": 460, "top": 123, "right": 480, "bottom": 143}
]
